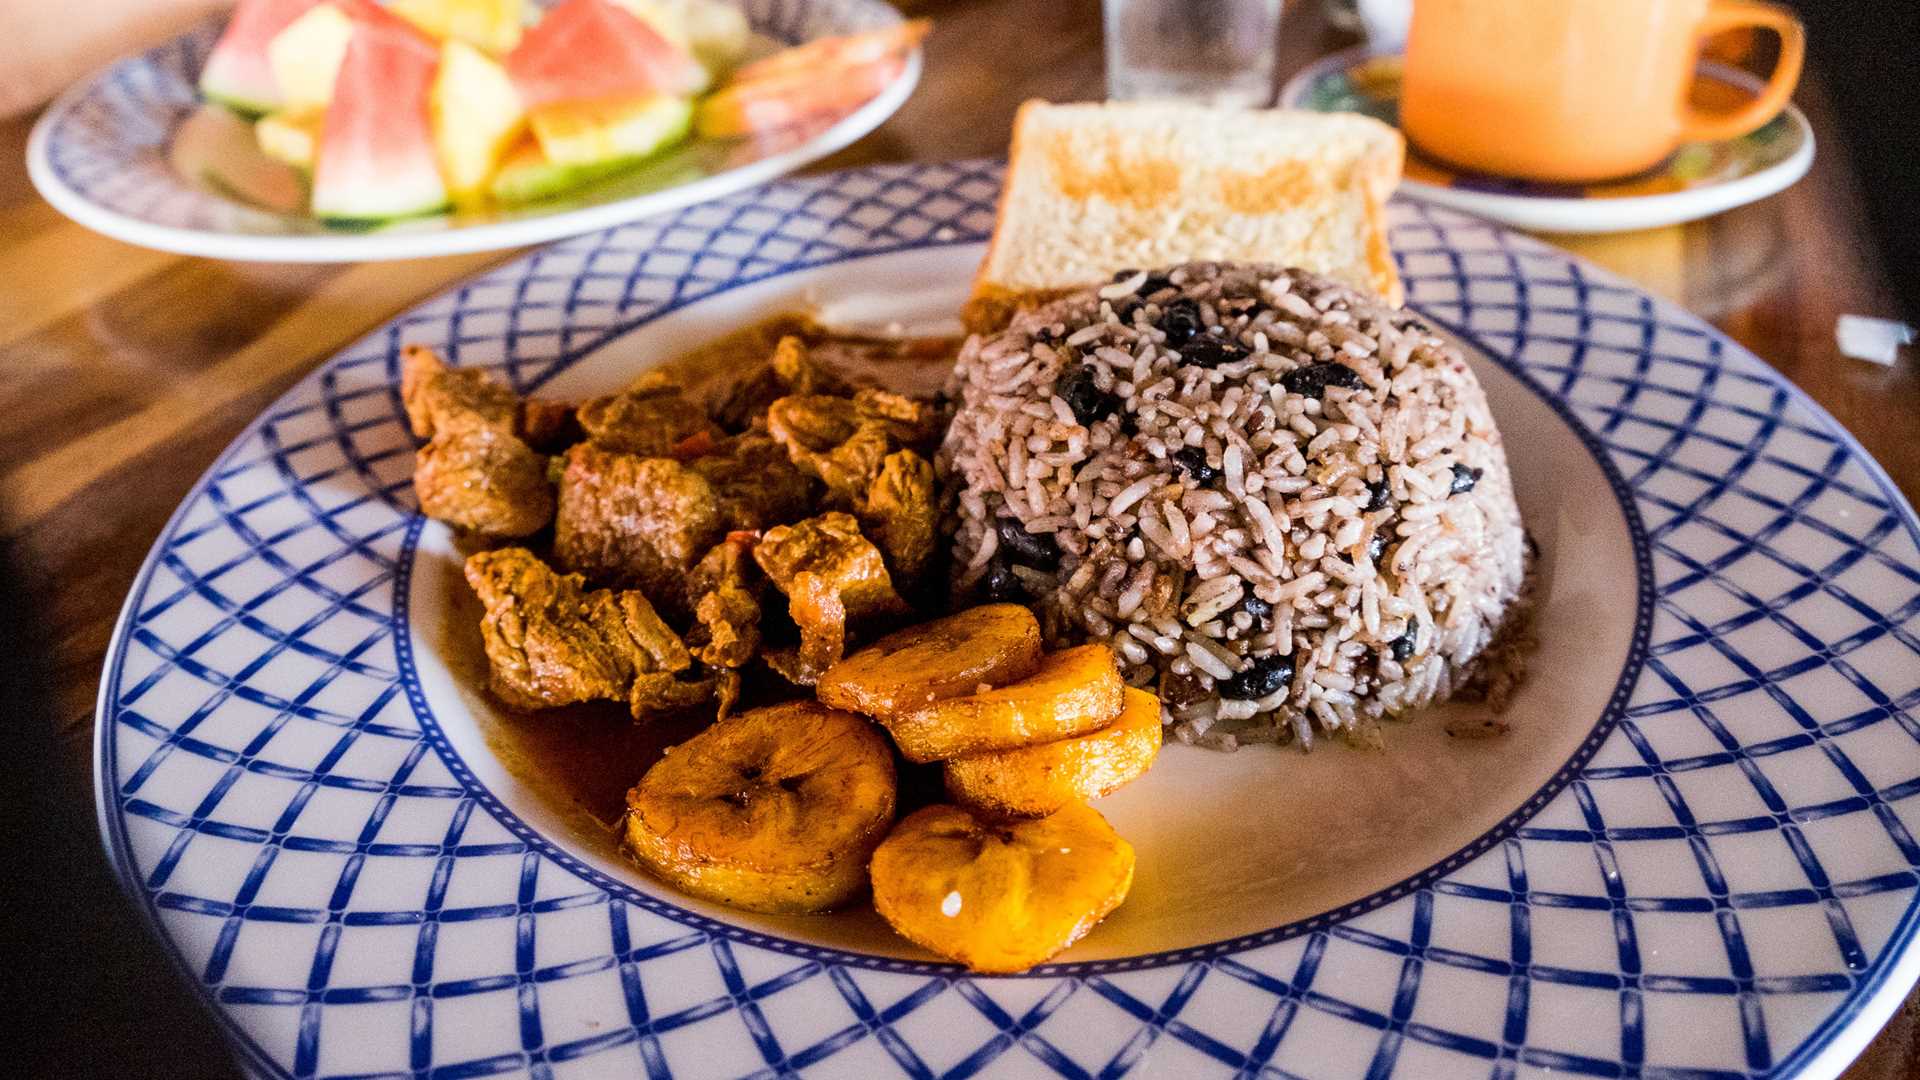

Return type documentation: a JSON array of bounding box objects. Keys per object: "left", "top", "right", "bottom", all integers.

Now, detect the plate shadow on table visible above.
[{"left": 0, "top": 540, "right": 239, "bottom": 1078}]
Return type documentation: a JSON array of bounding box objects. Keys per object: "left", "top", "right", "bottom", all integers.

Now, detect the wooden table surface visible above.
[{"left": 2, "top": 0, "right": 1913, "bottom": 1075}]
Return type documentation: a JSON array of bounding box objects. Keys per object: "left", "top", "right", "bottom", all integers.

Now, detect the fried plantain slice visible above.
[
  {"left": 624, "top": 701, "right": 897, "bottom": 913},
  {"left": 882, "top": 645, "right": 1125, "bottom": 763},
  {"left": 817, "top": 604, "right": 1043, "bottom": 721},
  {"left": 945, "top": 687, "right": 1163, "bottom": 818},
  {"left": 869, "top": 802, "right": 1135, "bottom": 973}
]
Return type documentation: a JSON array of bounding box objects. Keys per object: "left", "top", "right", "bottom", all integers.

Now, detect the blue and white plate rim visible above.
[{"left": 92, "top": 160, "right": 1920, "bottom": 1079}]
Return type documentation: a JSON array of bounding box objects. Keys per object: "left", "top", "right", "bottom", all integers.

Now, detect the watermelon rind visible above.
[
  {"left": 312, "top": 172, "right": 450, "bottom": 224},
  {"left": 527, "top": 94, "right": 692, "bottom": 167},
  {"left": 309, "top": 24, "right": 450, "bottom": 224},
  {"left": 490, "top": 98, "right": 691, "bottom": 205},
  {"left": 199, "top": 0, "right": 327, "bottom": 117},
  {"left": 200, "top": 88, "right": 277, "bottom": 120},
  {"left": 488, "top": 145, "right": 633, "bottom": 206}
]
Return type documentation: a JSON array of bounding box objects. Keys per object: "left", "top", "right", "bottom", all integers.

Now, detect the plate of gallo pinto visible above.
[{"left": 95, "top": 154, "right": 1920, "bottom": 1079}]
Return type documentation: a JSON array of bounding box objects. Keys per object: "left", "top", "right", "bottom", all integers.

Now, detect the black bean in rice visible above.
[{"left": 936, "top": 264, "right": 1533, "bottom": 750}]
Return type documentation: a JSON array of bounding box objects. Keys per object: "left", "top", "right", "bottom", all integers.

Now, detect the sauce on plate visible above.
[{"left": 455, "top": 314, "right": 960, "bottom": 836}]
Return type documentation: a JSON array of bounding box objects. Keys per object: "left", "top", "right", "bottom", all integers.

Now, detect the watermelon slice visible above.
[
  {"left": 505, "top": 0, "right": 707, "bottom": 110},
  {"left": 311, "top": 23, "right": 448, "bottom": 222},
  {"left": 269, "top": 0, "right": 434, "bottom": 112},
  {"left": 198, "top": 0, "right": 327, "bottom": 115}
]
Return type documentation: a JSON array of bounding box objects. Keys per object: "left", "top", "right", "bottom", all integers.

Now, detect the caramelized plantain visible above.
[
  {"left": 882, "top": 645, "right": 1125, "bottom": 763},
  {"left": 869, "top": 802, "right": 1135, "bottom": 973},
  {"left": 624, "top": 701, "right": 897, "bottom": 913},
  {"left": 817, "top": 604, "right": 1043, "bottom": 720},
  {"left": 945, "top": 687, "right": 1163, "bottom": 818}
]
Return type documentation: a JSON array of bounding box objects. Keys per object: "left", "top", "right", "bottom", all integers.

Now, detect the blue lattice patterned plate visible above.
[
  {"left": 96, "top": 161, "right": 1920, "bottom": 1079},
  {"left": 26, "top": 0, "right": 919, "bottom": 262}
]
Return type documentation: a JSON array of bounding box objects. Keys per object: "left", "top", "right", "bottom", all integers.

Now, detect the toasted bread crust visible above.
[
  {"left": 1359, "top": 130, "right": 1406, "bottom": 305},
  {"left": 967, "top": 99, "right": 1404, "bottom": 318},
  {"left": 963, "top": 100, "right": 1047, "bottom": 334}
]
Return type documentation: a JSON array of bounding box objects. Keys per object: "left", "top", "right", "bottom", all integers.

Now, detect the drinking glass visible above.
[{"left": 1103, "top": 0, "right": 1283, "bottom": 107}]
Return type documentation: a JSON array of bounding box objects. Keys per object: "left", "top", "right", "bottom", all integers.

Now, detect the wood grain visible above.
[{"left": 0, "top": 0, "right": 1912, "bottom": 1075}]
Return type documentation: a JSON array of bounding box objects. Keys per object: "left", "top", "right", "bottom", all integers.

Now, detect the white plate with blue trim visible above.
[
  {"left": 97, "top": 161, "right": 1920, "bottom": 1079},
  {"left": 26, "top": 0, "right": 919, "bottom": 263}
]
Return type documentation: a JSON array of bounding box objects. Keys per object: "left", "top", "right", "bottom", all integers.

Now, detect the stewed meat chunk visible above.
[
  {"left": 401, "top": 346, "right": 554, "bottom": 538},
  {"left": 464, "top": 547, "right": 693, "bottom": 718},
  {"left": 754, "top": 512, "right": 909, "bottom": 683},
  {"left": 553, "top": 444, "right": 723, "bottom": 609},
  {"left": 688, "top": 432, "right": 816, "bottom": 532},
  {"left": 686, "top": 534, "right": 764, "bottom": 670},
  {"left": 859, "top": 449, "right": 938, "bottom": 586},
  {"left": 576, "top": 380, "right": 721, "bottom": 457}
]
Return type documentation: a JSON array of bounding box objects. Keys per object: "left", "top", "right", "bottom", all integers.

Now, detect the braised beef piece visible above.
[
  {"left": 414, "top": 426, "right": 555, "bottom": 538},
  {"left": 766, "top": 390, "right": 938, "bottom": 507},
  {"left": 401, "top": 344, "right": 518, "bottom": 438},
  {"left": 858, "top": 450, "right": 937, "bottom": 587},
  {"left": 552, "top": 444, "right": 723, "bottom": 610},
  {"left": 772, "top": 334, "right": 852, "bottom": 397},
  {"left": 401, "top": 346, "right": 554, "bottom": 538},
  {"left": 849, "top": 388, "right": 941, "bottom": 446},
  {"left": 576, "top": 379, "right": 721, "bottom": 457},
  {"left": 753, "top": 512, "right": 908, "bottom": 683},
  {"left": 629, "top": 670, "right": 726, "bottom": 716},
  {"left": 463, "top": 547, "right": 694, "bottom": 718},
  {"left": 712, "top": 334, "right": 852, "bottom": 431},
  {"left": 688, "top": 432, "right": 816, "bottom": 532},
  {"left": 685, "top": 534, "right": 764, "bottom": 671}
]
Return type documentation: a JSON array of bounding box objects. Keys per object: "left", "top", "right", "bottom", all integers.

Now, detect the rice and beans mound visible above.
[{"left": 940, "top": 263, "right": 1532, "bottom": 750}]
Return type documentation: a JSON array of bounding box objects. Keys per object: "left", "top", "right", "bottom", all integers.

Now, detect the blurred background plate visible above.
[
  {"left": 1283, "top": 47, "right": 1815, "bottom": 234},
  {"left": 25, "top": 0, "right": 920, "bottom": 262}
]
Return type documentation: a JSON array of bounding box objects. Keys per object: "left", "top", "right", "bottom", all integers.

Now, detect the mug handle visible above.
[{"left": 1680, "top": 0, "right": 1806, "bottom": 143}]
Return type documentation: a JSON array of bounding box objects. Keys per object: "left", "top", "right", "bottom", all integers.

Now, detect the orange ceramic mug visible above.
[{"left": 1401, "top": 0, "right": 1805, "bottom": 183}]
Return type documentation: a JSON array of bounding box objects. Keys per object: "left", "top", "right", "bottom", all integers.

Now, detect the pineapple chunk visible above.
[
  {"left": 430, "top": 40, "right": 526, "bottom": 202},
  {"left": 609, "top": 0, "right": 689, "bottom": 49},
  {"left": 528, "top": 95, "right": 693, "bottom": 168},
  {"left": 392, "top": 0, "right": 523, "bottom": 54},
  {"left": 268, "top": 3, "right": 355, "bottom": 112},
  {"left": 613, "top": 0, "right": 749, "bottom": 76},
  {"left": 255, "top": 110, "right": 323, "bottom": 170}
]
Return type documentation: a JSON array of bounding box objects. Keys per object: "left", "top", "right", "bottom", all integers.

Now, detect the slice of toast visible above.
[{"left": 965, "top": 100, "right": 1404, "bottom": 331}]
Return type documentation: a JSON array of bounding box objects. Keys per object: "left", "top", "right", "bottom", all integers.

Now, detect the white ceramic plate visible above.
[
  {"left": 27, "top": 0, "right": 918, "bottom": 262},
  {"left": 1281, "top": 49, "right": 1815, "bottom": 235},
  {"left": 97, "top": 162, "right": 1920, "bottom": 1079}
]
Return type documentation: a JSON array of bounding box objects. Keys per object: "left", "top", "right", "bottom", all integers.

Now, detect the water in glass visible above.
[{"left": 1104, "top": 0, "right": 1283, "bottom": 107}]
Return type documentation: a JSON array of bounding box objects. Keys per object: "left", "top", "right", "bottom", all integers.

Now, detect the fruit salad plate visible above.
[
  {"left": 97, "top": 162, "right": 1920, "bottom": 1078},
  {"left": 28, "top": 0, "right": 919, "bottom": 262}
]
